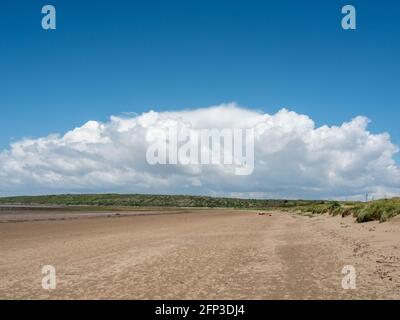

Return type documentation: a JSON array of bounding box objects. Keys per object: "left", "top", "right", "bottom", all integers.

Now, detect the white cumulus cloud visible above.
[{"left": 0, "top": 103, "right": 399, "bottom": 200}]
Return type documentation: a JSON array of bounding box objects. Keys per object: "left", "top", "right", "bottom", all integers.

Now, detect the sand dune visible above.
[{"left": 0, "top": 209, "right": 399, "bottom": 299}]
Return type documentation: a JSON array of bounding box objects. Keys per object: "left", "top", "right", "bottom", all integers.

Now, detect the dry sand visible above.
[{"left": 0, "top": 208, "right": 399, "bottom": 299}]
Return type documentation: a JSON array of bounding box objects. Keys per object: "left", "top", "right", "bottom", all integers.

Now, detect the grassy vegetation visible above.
[
  {"left": 291, "top": 198, "right": 400, "bottom": 223},
  {"left": 0, "top": 193, "right": 320, "bottom": 209},
  {"left": 0, "top": 194, "right": 399, "bottom": 223},
  {"left": 354, "top": 198, "right": 400, "bottom": 223}
]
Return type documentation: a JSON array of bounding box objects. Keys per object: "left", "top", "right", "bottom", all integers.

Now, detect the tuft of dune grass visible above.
[
  {"left": 355, "top": 199, "right": 400, "bottom": 223},
  {"left": 291, "top": 198, "right": 400, "bottom": 223}
]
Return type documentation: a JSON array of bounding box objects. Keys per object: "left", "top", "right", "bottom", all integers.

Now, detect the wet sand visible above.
[
  {"left": 0, "top": 206, "right": 195, "bottom": 223},
  {"left": 0, "top": 209, "right": 399, "bottom": 299}
]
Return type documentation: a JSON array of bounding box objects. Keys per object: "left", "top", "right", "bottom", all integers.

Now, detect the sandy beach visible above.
[{"left": 0, "top": 208, "right": 399, "bottom": 299}]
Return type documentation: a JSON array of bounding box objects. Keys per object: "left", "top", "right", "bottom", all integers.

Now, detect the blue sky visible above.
[
  {"left": 0, "top": 0, "right": 399, "bottom": 153},
  {"left": 0, "top": 0, "right": 400, "bottom": 198}
]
